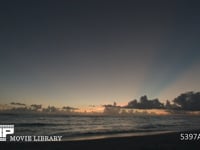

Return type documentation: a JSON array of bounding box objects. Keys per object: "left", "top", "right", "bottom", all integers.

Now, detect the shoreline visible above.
[{"left": 1, "top": 130, "right": 200, "bottom": 150}]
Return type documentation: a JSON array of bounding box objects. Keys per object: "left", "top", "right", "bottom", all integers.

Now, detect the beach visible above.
[{"left": 1, "top": 130, "right": 199, "bottom": 150}]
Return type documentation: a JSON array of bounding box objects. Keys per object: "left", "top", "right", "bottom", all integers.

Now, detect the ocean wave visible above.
[
  {"left": 15, "top": 123, "right": 58, "bottom": 127},
  {"left": 137, "top": 123, "right": 176, "bottom": 129},
  {"left": 51, "top": 128, "right": 165, "bottom": 139}
]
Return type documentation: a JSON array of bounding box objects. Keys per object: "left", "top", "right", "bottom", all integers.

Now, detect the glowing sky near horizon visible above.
[{"left": 0, "top": 0, "right": 200, "bottom": 108}]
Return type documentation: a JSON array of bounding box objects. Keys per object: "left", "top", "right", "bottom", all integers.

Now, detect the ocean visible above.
[{"left": 1, "top": 114, "right": 200, "bottom": 141}]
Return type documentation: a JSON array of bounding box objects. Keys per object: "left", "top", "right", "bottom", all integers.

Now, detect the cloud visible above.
[
  {"left": 62, "top": 106, "right": 78, "bottom": 110},
  {"left": 10, "top": 102, "right": 26, "bottom": 106},
  {"left": 125, "top": 95, "right": 164, "bottom": 109},
  {"left": 30, "top": 104, "right": 42, "bottom": 110},
  {"left": 173, "top": 91, "right": 200, "bottom": 111}
]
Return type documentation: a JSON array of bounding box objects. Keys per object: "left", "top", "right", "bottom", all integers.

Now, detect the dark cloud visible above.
[
  {"left": 30, "top": 104, "right": 42, "bottom": 110},
  {"left": 125, "top": 95, "right": 164, "bottom": 109},
  {"left": 173, "top": 91, "right": 200, "bottom": 111},
  {"left": 62, "top": 106, "right": 78, "bottom": 110},
  {"left": 10, "top": 102, "right": 26, "bottom": 106},
  {"left": 125, "top": 91, "right": 200, "bottom": 111}
]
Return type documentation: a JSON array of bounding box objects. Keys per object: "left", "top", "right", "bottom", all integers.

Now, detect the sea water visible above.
[{"left": 1, "top": 114, "right": 200, "bottom": 141}]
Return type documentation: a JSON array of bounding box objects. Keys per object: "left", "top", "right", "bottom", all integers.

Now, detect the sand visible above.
[{"left": 1, "top": 130, "right": 200, "bottom": 150}]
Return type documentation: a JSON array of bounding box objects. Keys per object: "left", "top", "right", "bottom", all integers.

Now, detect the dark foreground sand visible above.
[{"left": 1, "top": 130, "right": 200, "bottom": 150}]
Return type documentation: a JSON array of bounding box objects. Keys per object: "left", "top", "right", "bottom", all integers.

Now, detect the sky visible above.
[{"left": 0, "top": 0, "right": 200, "bottom": 108}]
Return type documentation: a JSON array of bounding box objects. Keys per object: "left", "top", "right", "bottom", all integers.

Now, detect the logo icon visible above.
[{"left": 0, "top": 125, "right": 14, "bottom": 141}]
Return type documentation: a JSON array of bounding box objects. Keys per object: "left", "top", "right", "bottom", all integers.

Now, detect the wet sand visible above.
[{"left": 1, "top": 130, "right": 200, "bottom": 150}]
